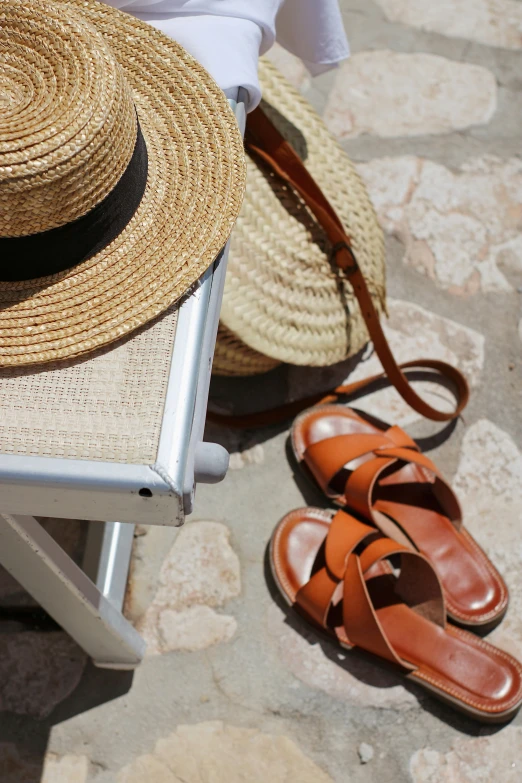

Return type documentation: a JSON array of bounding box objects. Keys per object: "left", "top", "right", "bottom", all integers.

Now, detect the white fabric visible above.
[
  {"left": 102, "top": 1, "right": 349, "bottom": 110},
  {"left": 275, "top": 1, "right": 349, "bottom": 76},
  {"left": 138, "top": 14, "right": 263, "bottom": 106}
]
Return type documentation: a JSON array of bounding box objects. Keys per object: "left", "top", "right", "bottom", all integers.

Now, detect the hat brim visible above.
[
  {"left": 0, "top": 0, "right": 246, "bottom": 367},
  {"left": 220, "top": 59, "right": 385, "bottom": 368}
]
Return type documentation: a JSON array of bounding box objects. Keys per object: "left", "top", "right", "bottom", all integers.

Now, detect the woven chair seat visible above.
[{"left": 0, "top": 308, "right": 178, "bottom": 464}]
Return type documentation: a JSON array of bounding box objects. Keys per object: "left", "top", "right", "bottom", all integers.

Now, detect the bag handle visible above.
[{"left": 209, "top": 107, "right": 469, "bottom": 428}]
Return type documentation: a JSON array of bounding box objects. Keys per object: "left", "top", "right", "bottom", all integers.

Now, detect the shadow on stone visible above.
[
  {"left": 0, "top": 641, "right": 133, "bottom": 782},
  {"left": 0, "top": 516, "right": 134, "bottom": 782},
  {"left": 208, "top": 355, "right": 463, "bottom": 447}
]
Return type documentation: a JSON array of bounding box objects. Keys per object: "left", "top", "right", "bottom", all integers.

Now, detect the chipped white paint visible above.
[
  {"left": 357, "top": 156, "right": 522, "bottom": 294},
  {"left": 376, "top": 0, "right": 522, "bottom": 50},
  {"left": 323, "top": 51, "right": 496, "bottom": 139}
]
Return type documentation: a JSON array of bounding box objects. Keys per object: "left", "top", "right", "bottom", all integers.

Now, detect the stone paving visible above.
[{"left": 1, "top": 1, "right": 521, "bottom": 781}]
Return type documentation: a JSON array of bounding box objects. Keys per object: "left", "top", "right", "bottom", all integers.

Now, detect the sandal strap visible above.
[
  {"left": 295, "top": 567, "right": 339, "bottom": 628},
  {"left": 208, "top": 111, "right": 470, "bottom": 431},
  {"left": 374, "top": 495, "right": 462, "bottom": 535},
  {"left": 343, "top": 552, "right": 412, "bottom": 668},
  {"left": 374, "top": 447, "right": 442, "bottom": 475},
  {"left": 295, "top": 511, "right": 375, "bottom": 625},
  {"left": 344, "top": 456, "right": 396, "bottom": 519},
  {"left": 244, "top": 108, "right": 470, "bottom": 424},
  {"left": 296, "top": 514, "right": 446, "bottom": 670},
  {"left": 303, "top": 424, "right": 422, "bottom": 497},
  {"left": 344, "top": 447, "right": 451, "bottom": 521},
  {"left": 384, "top": 425, "right": 419, "bottom": 449},
  {"left": 358, "top": 539, "right": 446, "bottom": 629},
  {"left": 325, "top": 511, "right": 376, "bottom": 580},
  {"left": 303, "top": 433, "right": 393, "bottom": 494},
  {"left": 343, "top": 544, "right": 445, "bottom": 667}
]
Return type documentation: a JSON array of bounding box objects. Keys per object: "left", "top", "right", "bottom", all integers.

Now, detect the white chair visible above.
[{"left": 0, "top": 90, "right": 247, "bottom": 669}]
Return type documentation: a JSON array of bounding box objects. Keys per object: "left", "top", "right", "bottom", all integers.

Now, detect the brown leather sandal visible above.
[
  {"left": 270, "top": 507, "right": 522, "bottom": 723},
  {"left": 291, "top": 406, "right": 508, "bottom": 628}
]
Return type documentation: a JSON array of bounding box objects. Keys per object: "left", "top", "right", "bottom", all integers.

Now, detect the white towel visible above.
[{"left": 102, "top": 1, "right": 349, "bottom": 110}]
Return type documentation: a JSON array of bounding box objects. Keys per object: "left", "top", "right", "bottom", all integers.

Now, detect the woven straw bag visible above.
[
  {"left": 213, "top": 59, "right": 385, "bottom": 377},
  {"left": 210, "top": 62, "right": 470, "bottom": 426},
  {"left": 213, "top": 324, "right": 280, "bottom": 377}
]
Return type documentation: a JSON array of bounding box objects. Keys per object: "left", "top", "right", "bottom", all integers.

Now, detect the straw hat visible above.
[
  {"left": 215, "top": 58, "right": 385, "bottom": 373},
  {"left": 0, "top": 0, "right": 246, "bottom": 367}
]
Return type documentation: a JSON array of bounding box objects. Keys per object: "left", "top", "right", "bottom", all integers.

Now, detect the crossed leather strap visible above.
[
  {"left": 303, "top": 420, "right": 462, "bottom": 528},
  {"left": 209, "top": 107, "right": 470, "bottom": 428},
  {"left": 296, "top": 510, "right": 446, "bottom": 669}
]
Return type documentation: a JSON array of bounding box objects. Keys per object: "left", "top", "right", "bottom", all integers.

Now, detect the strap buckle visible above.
[{"left": 331, "top": 241, "right": 359, "bottom": 275}]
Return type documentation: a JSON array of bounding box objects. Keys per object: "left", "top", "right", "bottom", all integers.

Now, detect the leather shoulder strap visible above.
[{"left": 210, "top": 108, "right": 469, "bottom": 428}]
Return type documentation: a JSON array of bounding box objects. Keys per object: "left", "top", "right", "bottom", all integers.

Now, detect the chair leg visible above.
[
  {"left": 0, "top": 514, "right": 145, "bottom": 669},
  {"left": 82, "top": 520, "right": 136, "bottom": 612}
]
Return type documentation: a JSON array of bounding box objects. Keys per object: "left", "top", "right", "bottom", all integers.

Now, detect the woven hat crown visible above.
[{"left": 0, "top": 0, "right": 137, "bottom": 237}]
